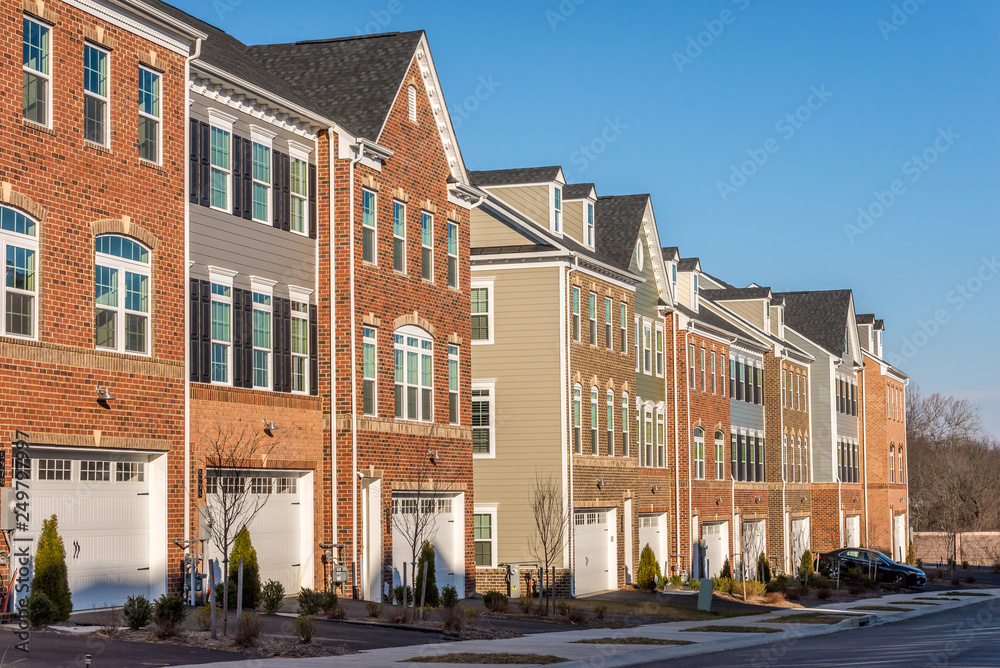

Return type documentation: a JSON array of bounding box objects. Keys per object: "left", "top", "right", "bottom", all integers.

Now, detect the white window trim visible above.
[
  {"left": 83, "top": 42, "right": 110, "bottom": 148},
  {"left": 289, "top": 286, "right": 312, "bottom": 395},
  {"left": 208, "top": 267, "right": 237, "bottom": 386},
  {"left": 584, "top": 201, "right": 595, "bottom": 249},
  {"left": 393, "top": 200, "right": 407, "bottom": 274},
  {"left": 395, "top": 325, "right": 434, "bottom": 422},
  {"left": 249, "top": 127, "right": 277, "bottom": 225},
  {"left": 643, "top": 320, "right": 653, "bottom": 375},
  {"left": 289, "top": 154, "right": 309, "bottom": 236},
  {"left": 447, "top": 220, "right": 459, "bottom": 289},
  {"left": 363, "top": 325, "right": 378, "bottom": 415},
  {"left": 23, "top": 17, "right": 52, "bottom": 129},
  {"left": 250, "top": 281, "right": 274, "bottom": 391},
  {"left": 420, "top": 210, "right": 433, "bottom": 281},
  {"left": 208, "top": 110, "right": 236, "bottom": 212},
  {"left": 407, "top": 85, "right": 418, "bottom": 123},
  {"left": 471, "top": 277, "right": 495, "bottom": 345},
  {"left": 138, "top": 66, "right": 164, "bottom": 165},
  {"left": 362, "top": 188, "right": 377, "bottom": 265},
  {"left": 448, "top": 344, "right": 459, "bottom": 424},
  {"left": 472, "top": 379, "right": 496, "bottom": 459},
  {"left": 655, "top": 324, "right": 665, "bottom": 378},
  {"left": 551, "top": 185, "right": 563, "bottom": 235},
  {"left": 473, "top": 503, "right": 498, "bottom": 568},
  {"left": 0, "top": 218, "right": 40, "bottom": 341},
  {"left": 95, "top": 238, "right": 152, "bottom": 356}
]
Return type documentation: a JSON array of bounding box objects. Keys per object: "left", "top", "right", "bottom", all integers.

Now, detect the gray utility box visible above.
[
  {"left": 0, "top": 488, "right": 16, "bottom": 532},
  {"left": 507, "top": 563, "right": 520, "bottom": 598}
]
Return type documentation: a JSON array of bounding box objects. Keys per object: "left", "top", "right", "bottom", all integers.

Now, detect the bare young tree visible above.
[
  {"left": 526, "top": 474, "right": 569, "bottom": 615},
  {"left": 200, "top": 422, "right": 278, "bottom": 635},
  {"left": 737, "top": 520, "right": 766, "bottom": 600}
]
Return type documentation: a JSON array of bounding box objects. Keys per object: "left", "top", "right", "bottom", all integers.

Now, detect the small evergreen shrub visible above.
[
  {"left": 194, "top": 603, "right": 222, "bottom": 631},
  {"left": 713, "top": 576, "right": 735, "bottom": 595},
  {"left": 153, "top": 594, "right": 187, "bottom": 638},
  {"left": 720, "top": 557, "right": 733, "bottom": 580},
  {"left": 906, "top": 540, "right": 917, "bottom": 566},
  {"left": 366, "top": 601, "right": 383, "bottom": 618},
  {"left": 557, "top": 600, "right": 568, "bottom": 616},
  {"left": 742, "top": 580, "right": 766, "bottom": 598},
  {"left": 123, "top": 595, "right": 153, "bottom": 630},
  {"left": 297, "top": 588, "right": 336, "bottom": 616},
  {"left": 816, "top": 587, "right": 832, "bottom": 600},
  {"left": 27, "top": 591, "right": 58, "bottom": 627},
  {"left": 295, "top": 615, "right": 316, "bottom": 643},
  {"left": 414, "top": 541, "right": 439, "bottom": 608},
  {"left": 765, "top": 575, "right": 788, "bottom": 593},
  {"left": 32, "top": 515, "right": 72, "bottom": 621},
  {"left": 667, "top": 574, "right": 684, "bottom": 588},
  {"left": 757, "top": 553, "right": 772, "bottom": 583},
  {"left": 636, "top": 544, "right": 662, "bottom": 592},
  {"left": 800, "top": 550, "right": 815, "bottom": 578},
  {"left": 517, "top": 596, "right": 534, "bottom": 613},
  {"left": 687, "top": 579, "right": 701, "bottom": 591},
  {"left": 227, "top": 527, "right": 261, "bottom": 610},
  {"left": 392, "top": 585, "right": 413, "bottom": 605},
  {"left": 233, "top": 612, "right": 263, "bottom": 648},
  {"left": 962, "top": 560, "right": 969, "bottom": 570},
  {"left": 483, "top": 590, "right": 508, "bottom": 613},
  {"left": 441, "top": 584, "right": 459, "bottom": 608},
  {"left": 593, "top": 604, "right": 607, "bottom": 621},
  {"left": 261, "top": 580, "right": 285, "bottom": 615}
]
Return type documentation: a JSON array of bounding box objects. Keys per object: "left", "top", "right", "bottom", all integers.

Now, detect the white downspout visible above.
[
  {"left": 568, "top": 254, "right": 578, "bottom": 596},
  {"left": 903, "top": 378, "right": 910, "bottom": 543},
  {"left": 672, "top": 314, "right": 681, "bottom": 575},
  {"left": 349, "top": 141, "right": 365, "bottom": 597},
  {"left": 183, "top": 36, "right": 202, "bottom": 561},
  {"left": 779, "top": 357, "right": 786, "bottom": 572},
  {"left": 328, "top": 126, "right": 338, "bottom": 569},
  {"left": 861, "top": 366, "right": 870, "bottom": 548},
  {"left": 684, "top": 327, "right": 692, "bottom": 577}
]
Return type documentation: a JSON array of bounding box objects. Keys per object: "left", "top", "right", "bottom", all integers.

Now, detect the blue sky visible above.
[{"left": 176, "top": 0, "right": 1000, "bottom": 436}]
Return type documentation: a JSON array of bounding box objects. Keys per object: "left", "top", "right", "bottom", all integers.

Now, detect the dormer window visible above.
[
  {"left": 553, "top": 186, "right": 562, "bottom": 233},
  {"left": 585, "top": 202, "right": 594, "bottom": 248},
  {"left": 843, "top": 329, "right": 849, "bottom": 354},
  {"left": 692, "top": 274, "right": 699, "bottom": 304},
  {"left": 875, "top": 329, "right": 881, "bottom": 355},
  {"left": 765, "top": 303, "right": 771, "bottom": 330}
]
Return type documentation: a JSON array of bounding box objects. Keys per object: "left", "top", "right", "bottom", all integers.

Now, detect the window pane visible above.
[
  {"left": 23, "top": 72, "right": 47, "bottom": 125},
  {"left": 211, "top": 343, "right": 228, "bottom": 382},
  {"left": 23, "top": 20, "right": 49, "bottom": 74},
  {"left": 291, "top": 317, "right": 308, "bottom": 355},
  {"left": 212, "top": 301, "right": 231, "bottom": 342},
  {"left": 292, "top": 356, "right": 306, "bottom": 392},
  {"left": 84, "top": 95, "right": 106, "bottom": 145},
  {"left": 253, "top": 183, "right": 270, "bottom": 222},
  {"left": 125, "top": 272, "right": 148, "bottom": 312},
  {"left": 254, "top": 349, "right": 269, "bottom": 388},
  {"left": 7, "top": 245, "right": 35, "bottom": 292},
  {"left": 253, "top": 309, "right": 271, "bottom": 348},
  {"left": 125, "top": 313, "right": 146, "bottom": 353},
  {"left": 290, "top": 158, "right": 307, "bottom": 196},
  {"left": 85, "top": 45, "right": 107, "bottom": 95},
  {"left": 95, "top": 307, "right": 116, "bottom": 348}
]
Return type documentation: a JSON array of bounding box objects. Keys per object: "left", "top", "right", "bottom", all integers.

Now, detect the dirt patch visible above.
[{"left": 75, "top": 627, "right": 353, "bottom": 659}]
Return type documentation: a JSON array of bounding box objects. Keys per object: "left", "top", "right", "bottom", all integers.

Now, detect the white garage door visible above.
[
  {"left": 574, "top": 509, "right": 616, "bottom": 596},
  {"left": 26, "top": 451, "right": 153, "bottom": 610},
  {"left": 703, "top": 521, "right": 729, "bottom": 578},
  {"left": 391, "top": 493, "right": 464, "bottom": 597},
  {"left": 791, "top": 517, "right": 810, "bottom": 573},
  {"left": 638, "top": 513, "right": 667, "bottom": 576},
  {"left": 205, "top": 472, "right": 304, "bottom": 595},
  {"left": 893, "top": 514, "right": 906, "bottom": 562},
  {"left": 741, "top": 520, "right": 766, "bottom": 579},
  {"left": 846, "top": 515, "right": 861, "bottom": 548}
]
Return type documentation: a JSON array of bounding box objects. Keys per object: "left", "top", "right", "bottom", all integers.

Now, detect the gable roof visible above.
[
  {"left": 146, "top": 1, "right": 334, "bottom": 121},
  {"left": 245, "top": 31, "right": 424, "bottom": 140},
  {"left": 678, "top": 257, "right": 700, "bottom": 272},
  {"left": 775, "top": 289, "right": 854, "bottom": 357},
  {"left": 702, "top": 286, "right": 772, "bottom": 301},
  {"left": 563, "top": 183, "right": 596, "bottom": 200},
  {"left": 856, "top": 313, "right": 876, "bottom": 325},
  {"left": 469, "top": 166, "right": 564, "bottom": 187},
  {"left": 593, "top": 194, "right": 650, "bottom": 272}
]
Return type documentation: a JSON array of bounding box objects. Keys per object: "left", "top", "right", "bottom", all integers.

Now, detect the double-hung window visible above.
[
  {"left": 711, "top": 351, "right": 717, "bottom": 394},
  {"left": 474, "top": 511, "right": 495, "bottom": 567},
  {"left": 656, "top": 327, "right": 664, "bottom": 376},
  {"left": 138, "top": 67, "right": 161, "bottom": 163},
  {"left": 700, "top": 347, "right": 706, "bottom": 390},
  {"left": 553, "top": 187, "right": 562, "bottom": 233},
  {"left": 2, "top": 206, "right": 38, "bottom": 338},
  {"left": 715, "top": 431, "right": 725, "bottom": 480},
  {"left": 619, "top": 302, "right": 627, "bottom": 353},
  {"left": 573, "top": 385, "right": 582, "bottom": 454},
  {"left": 289, "top": 156, "right": 308, "bottom": 234},
  {"left": 392, "top": 201, "right": 406, "bottom": 272},
  {"left": 588, "top": 293, "right": 597, "bottom": 345},
  {"left": 643, "top": 322, "right": 652, "bottom": 373},
  {"left": 252, "top": 292, "right": 272, "bottom": 389},
  {"left": 95, "top": 235, "right": 150, "bottom": 354},
  {"left": 634, "top": 318, "right": 640, "bottom": 371},
  {"left": 447, "top": 221, "right": 458, "bottom": 288},
  {"left": 472, "top": 383, "right": 493, "bottom": 455},
  {"left": 731, "top": 432, "right": 738, "bottom": 481},
  {"left": 585, "top": 202, "right": 594, "bottom": 247},
  {"left": 394, "top": 328, "right": 433, "bottom": 421},
  {"left": 571, "top": 287, "right": 581, "bottom": 342},
  {"left": 604, "top": 297, "right": 613, "bottom": 349},
  {"left": 590, "top": 387, "right": 599, "bottom": 455},
  {"left": 756, "top": 365, "right": 763, "bottom": 405},
  {"left": 84, "top": 43, "right": 109, "bottom": 145},
  {"left": 606, "top": 390, "right": 614, "bottom": 456},
  {"left": 421, "top": 211, "right": 433, "bottom": 280},
  {"left": 693, "top": 428, "right": 705, "bottom": 480},
  {"left": 363, "top": 326, "right": 377, "bottom": 415},
  {"left": 210, "top": 282, "right": 232, "bottom": 383},
  {"left": 730, "top": 357, "right": 737, "bottom": 398},
  {"left": 23, "top": 18, "right": 50, "bottom": 126},
  {"left": 448, "top": 345, "right": 459, "bottom": 424},
  {"left": 252, "top": 141, "right": 272, "bottom": 223},
  {"left": 471, "top": 283, "right": 491, "bottom": 342},
  {"left": 688, "top": 344, "right": 696, "bottom": 390},
  {"left": 291, "top": 301, "right": 309, "bottom": 393},
  {"left": 643, "top": 406, "right": 653, "bottom": 468},
  {"left": 362, "top": 189, "right": 376, "bottom": 264},
  {"left": 621, "top": 393, "right": 630, "bottom": 457},
  {"left": 209, "top": 124, "right": 231, "bottom": 210},
  {"left": 656, "top": 409, "right": 665, "bottom": 468}
]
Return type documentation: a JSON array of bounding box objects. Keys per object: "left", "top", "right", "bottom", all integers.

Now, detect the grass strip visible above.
[
  {"left": 572, "top": 637, "right": 694, "bottom": 646},
  {"left": 760, "top": 613, "right": 853, "bottom": 624},
  {"left": 680, "top": 625, "right": 783, "bottom": 634},
  {"left": 942, "top": 591, "right": 990, "bottom": 597},
  {"left": 849, "top": 605, "right": 914, "bottom": 612},
  {"left": 404, "top": 654, "right": 567, "bottom": 664}
]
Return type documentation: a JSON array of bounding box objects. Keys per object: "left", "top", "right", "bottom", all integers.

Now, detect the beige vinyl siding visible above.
[
  {"left": 632, "top": 239, "right": 666, "bottom": 404},
  {"left": 719, "top": 299, "right": 764, "bottom": 329},
  {"left": 563, "top": 198, "right": 585, "bottom": 246},
  {"left": 675, "top": 271, "right": 692, "bottom": 309},
  {"left": 769, "top": 306, "right": 781, "bottom": 336},
  {"left": 472, "top": 265, "right": 562, "bottom": 565},
  {"left": 483, "top": 184, "right": 550, "bottom": 229},
  {"left": 470, "top": 207, "right": 537, "bottom": 248}
]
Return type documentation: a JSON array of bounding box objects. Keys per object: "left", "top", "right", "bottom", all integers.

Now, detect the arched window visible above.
[
  {"left": 802, "top": 438, "right": 808, "bottom": 483},
  {"left": 590, "top": 387, "right": 599, "bottom": 455},
  {"left": 394, "top": 325, "right": 433, "bottom": 422},
  {"left": 693, "top": 427, "right": 705, "bottom": 480},
  {"left": 1, "top": 205, "right": 38, "bottom": 338},
  {"left": 606, "top": 390, "right": 615, "bottom": 456},
  {"left": 572, "top": 385, "right": 582, "bottom": 454},
  {"left": 889, "top": 445, "right": 896, "bottom": 483},
  {"left": 95, "top": 234, "right": 150, "bottom": 354},
  {"left": 714, "top": 430, "right": 725, "bottom": 480},
  {"left": 621, "top": 392, "right": 630, "bottom": 457},
  {"left": 796, "top": 437, "right": 803, "bottom": 483},
  {"left": 782, "top": 435, "right": 789, "bottom": 483},
  {"left": 898, "top": 447, "right": 904, "bottom": 483}
]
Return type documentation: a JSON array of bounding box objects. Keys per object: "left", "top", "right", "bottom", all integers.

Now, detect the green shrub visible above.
[
  {"left": 916, "top": 558, "right": 924, "bottom": 569},
  {"left": 816, "top": 587, "right": 832, "bottom": 600},
  {"left": 32, "top": 515, "right": 72, "bottom": 621},
  {"left": 845, "top": 566, "right": 864, "bottom": 581},
  {"left": 593, "top": 604, "right": 607, "bottom": 620},
  {"left": 295, "top": 614, "right": 315, "bottom": 643},
  {"left": 687, "top": 578, "right": 701, "bottom": 591},
  {"left": 517, "top": 596, "right": 534, "bottom": 613},
  {"left": 636, "top": 544, "right": 662, "bottom": 592},
  {"left": 757, "top": 553, "right": 771, "bottom": 583},
  {"left": 234, "top": 612, "right": 262, "bottom": 647},
  {"left": 414, "top": 541, "right": 439, "bottom": 608},
  {"left": 392, "top": 584, "right": 413, "bottom": 606},
  {"left": 556, "top": 600, "right": 568, "bottom": 616},
  {"left": 712, "top": 576, "right": 735, "bottom": 595},
  {"left": 441, "top": 584, "right": 459, "bottom": 608},
  {"left": 906, "top": 540, "right": 917, "bottom": 566},
  {"left": 153, "top": 594, "right": 187, "bottom": 638},
  {"left": 667, "top": 575, "right": 684, "bottom": 588},
  {"left": 720, "top": 557, "right": 732, "bottom": 580},
  {"left": 765, "top": 574, "right": 788, "bottom": 593},
  {"left": 962, "top": 560, "right": 969, "bottom": 570},
  {"left": 809, "top": 574, "right": 832, "bottom": 589},
  {"left": 800, "top": 550, "right": 815, "bottom": 578},
  {"left": 366, "top": 601, "right": 383, "bottom": 618},
  {"left": 483, "top": 590, "right": 508, "bottom": 613},
  {"left": 194, "top": 603, "right": 222, "bottom": 631},
  {"left": 123, "top": 595, "right": 153, "bottom": 630},
  {"left": 227, "top": 527, "right": 261, "bottom": 610},
  {"left": 260, "top": 580, "right": 285, "bottom": 615},
  {"left": 296, "top": 588, "right": 336, "bottom": 616},
  {"left": 742, "top": 580, "right": 766, "bottom": 599},
  {"left": 27, "top": 591, "right": 58, "bottom": 627}
]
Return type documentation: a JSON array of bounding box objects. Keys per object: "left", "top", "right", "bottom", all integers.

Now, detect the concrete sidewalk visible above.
[{"left": 175, "top": 588, "right": 1000, "bottom": 667}]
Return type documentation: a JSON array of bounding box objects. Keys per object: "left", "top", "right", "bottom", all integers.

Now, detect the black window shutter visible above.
[
  {"left": 199, "top": 279, "right": 211, "bottom": 383},
  {"left": 189, "top": 119, "right": 200, "bottom": 204},
  {"left": 233, "top": 288, "right": 244, "bottom": 388},
  {"left": 272, "top": 297, "right": 283, "bottom": 392},
  {"left": 232, "top": 136, "right": 243, "bottom": 218},
  {"left": 199, "top": 122, "right": 211, "bottom": 208},
  {"left": 282, "top": 298, "right": 292, "bottom": 393},
  {"left": 242, "top": 138, "right": 253, "bottom": 220},
  {"left": 308, "top": 163, "right": 318, "bottom": 239},
  {"left": 189, "top": 278, "right": 200, "bottom": 382},
  {"left": 309, "top": 304, "right": 318, "bottom": 396},
  {"left": 243, "top": 292, "right": 253, "bottom": 388},
  {"left": 281, "top": 153, "right": 291, "bottom": 232},
  {"left": 272, "top": 150, "right": 282, "bottom": 229}
]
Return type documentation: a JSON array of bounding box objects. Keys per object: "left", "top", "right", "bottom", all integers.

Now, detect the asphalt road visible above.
[{"left": 638, "top": 598, "right": 1000, "bottom": 668}]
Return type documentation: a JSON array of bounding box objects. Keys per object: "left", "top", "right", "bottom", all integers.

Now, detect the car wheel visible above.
[{"left": 893, "top": 573, "right": 906, "bottom": 586}]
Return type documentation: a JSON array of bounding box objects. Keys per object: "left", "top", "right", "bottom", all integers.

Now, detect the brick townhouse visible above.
[
  {"left": 248, "top": 32, "right": 482, "bottom": 600},
  {"left": 1, "top": 0, "right": 201, "bottom": 609}
]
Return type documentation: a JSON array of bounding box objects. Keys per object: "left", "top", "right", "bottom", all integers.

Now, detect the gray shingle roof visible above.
[
  {"left": 774, "top": 289, "right": 854, "bottom": 356},
  {"left": 856, "top": 313, "right": 876, "bottom": 325},
  {"left": 678, "top": 257, "right": 700, "bottom": 271},
  {"left": 661, "top": 247, "right": 679, "bottom": 261},
  {"left": 702, "top": 287, "right": 772, "bottom": 301},
  {"left": 471, "top": 244, "right": 556, "bottom": 255},
  {"left": 675, "top": 302, "right": 763, "bottom": 347},
  {"left": 145, "top": 1, "right": 334, "bottom": 121},
  {"left": 563, "top": 183, "right": 595, "bottom": 200},
  {"left": 246, "top": 31, "right": 425, "bottom": 139},
  {"left": 468, "top": 167, "right": 563, "bottom": 187},
  {"left": 593, "top": 194, "right": 650, "bottom": 272}
]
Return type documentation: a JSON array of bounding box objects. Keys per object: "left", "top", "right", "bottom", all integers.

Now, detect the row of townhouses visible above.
[{"left": 1, "top": 0, "right": 908, "bottom": 609}]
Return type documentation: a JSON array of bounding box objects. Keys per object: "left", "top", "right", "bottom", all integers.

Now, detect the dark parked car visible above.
[{"left": 818, "top": 548, "right": 926, "bottom": 586}]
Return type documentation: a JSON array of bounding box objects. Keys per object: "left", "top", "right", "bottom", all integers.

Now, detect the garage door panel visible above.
[
  {"left": 391, "top": 494, "right": 463, "bottom": 595},
  {"left": 574, "top": 510, "right": 615, "bottom": 596}
]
